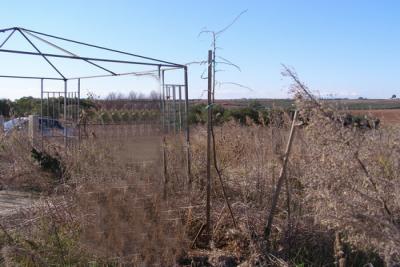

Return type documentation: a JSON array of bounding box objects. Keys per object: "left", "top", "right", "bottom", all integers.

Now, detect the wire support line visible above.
[{"left": 23, "top": 29, "right": 116, "bottom": 76}]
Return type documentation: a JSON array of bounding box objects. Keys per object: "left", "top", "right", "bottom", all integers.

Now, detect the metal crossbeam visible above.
[
  {"left": 23, "top": 30, "right": 116, "bottom": 76},
  {"left": 0, "top": 27, "right": 16, "bottom": 33},
  {"left": 0, "top": 26, "right": 186, "bottom": 81},
  {"left": 17, "top": 29, "right": 66, "bottom": 79},
  {"left": 20, "top": 27, "right": 184, "bottom": 67},
  {"left": 0, "top": 75, "right": 64, "bottom": 80},
  {"left": 0, "top": 48, "right": 178, "bottom": 68},
  {"left": 0, "top": 29, "right": 16, "bottom": 48}
]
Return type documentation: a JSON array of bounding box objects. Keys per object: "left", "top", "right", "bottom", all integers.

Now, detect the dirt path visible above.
[{"left": 0, "top": 190, "right": 37, "bottom": 216}]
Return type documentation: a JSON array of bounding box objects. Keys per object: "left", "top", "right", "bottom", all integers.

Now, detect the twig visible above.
[
  {"left": 191, "top": 223, "right": 206, "bottom": 249},
  {"left": 215, "top": 10, "right": 248, "bottom": 36},
  {"left": 211, "top": 121, "right": 237, "bottom": 228},
  {"left": 355, "top": 152, "right": 393, "bottom": 218}
]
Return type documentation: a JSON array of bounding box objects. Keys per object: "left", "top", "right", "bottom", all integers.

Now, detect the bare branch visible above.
[
  {"left": 185, "top": 60, "right": 208, "bottom": 66},
  {"left": 217, "top": 81, "right": 253, "bottom": 92},
  {"left": 216, "top": 9, "right": 248, "bottom": 36},
  {"left": 281, "top": 64, "right": 320, "bottom": 106},
  {"left": 217, "top": 56, "right": 242, "bottom": 71},
  {"left": 215, "top": 61, "right": 241, "bottom": 72}
]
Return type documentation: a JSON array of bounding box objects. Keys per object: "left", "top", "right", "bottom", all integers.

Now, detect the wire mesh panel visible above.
[
  {"left": 40, "top": 88, "right": 80, "bottom": 148},
  {"left": 81, "top": 98, "right": 162, "bottom": 139},
  {"left": 162, "top": 84, "right": 187, "bottom": 134}
]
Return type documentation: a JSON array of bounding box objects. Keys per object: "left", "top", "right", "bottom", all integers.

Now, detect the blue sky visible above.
[{"left": 0, "top": 0, "right": 399, "bottom": 99}]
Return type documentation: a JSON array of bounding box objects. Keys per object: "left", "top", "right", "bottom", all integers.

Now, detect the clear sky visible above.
[{"left": 0, "top": 0, "right": 399, "bottom": 100}]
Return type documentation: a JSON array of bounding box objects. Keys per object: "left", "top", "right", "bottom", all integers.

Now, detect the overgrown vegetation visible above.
[{"left": 0, "top": 83, "right": 399, "bottom": 266}]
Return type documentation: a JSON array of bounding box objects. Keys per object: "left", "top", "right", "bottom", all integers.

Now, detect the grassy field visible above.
[
  {"left": 190, "top": 98, "right": 400, "bottom": 125},
  {"left": 192, "top": 98, "right": 400, "bottom": 110}
]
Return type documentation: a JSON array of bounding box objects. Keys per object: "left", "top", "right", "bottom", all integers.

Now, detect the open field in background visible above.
[
  {"left": 191, "top": 98, "right": 400, "bottom": 124},
  {"left": 192, "top": 98, "right": 400, "bottom": 110}
]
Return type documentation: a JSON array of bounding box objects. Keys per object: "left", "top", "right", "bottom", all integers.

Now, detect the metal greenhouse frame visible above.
[{"left": 0, "top": 26, "right": 191, "bottom": 178}]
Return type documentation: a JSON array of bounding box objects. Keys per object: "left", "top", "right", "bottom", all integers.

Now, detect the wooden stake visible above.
[{"left": 264, "top": 110, "right": 298, "bottom": 243}]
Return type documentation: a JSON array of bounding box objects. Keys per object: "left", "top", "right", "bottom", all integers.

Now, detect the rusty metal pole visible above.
[{"left": 206, "top": 50, "right": 212, "bottom": 236}]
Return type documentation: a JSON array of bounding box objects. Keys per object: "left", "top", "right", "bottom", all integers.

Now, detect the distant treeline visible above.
[
  {"left": 0, "top": 97, "right": 95, "bottom": 118},
  {"left": 0, "top": 95, "right": 386, "bottom": 129},
  {"left": 0, "top": 91, "right": 161, "bottom": 118}
]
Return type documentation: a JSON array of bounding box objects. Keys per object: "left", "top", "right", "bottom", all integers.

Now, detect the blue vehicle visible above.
[
  {"left": 3, "top": 117, "right": 29, "bottom": 133},
  {"left": 39, "top": 117, "right": 65, "bottom": 137},
  {"left": 3, "top": 117, "right": 73, "bottom": 137}
]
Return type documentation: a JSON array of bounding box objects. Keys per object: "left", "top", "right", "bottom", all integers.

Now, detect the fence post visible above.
[
  {"left": 264, "top": 110, "right": 298, "bottom": 244},
  {"left": 184, "top": 66, "right": 191, "bottom": 187},
  {"left": 206, "top": 50, "right": 213, "bottom": 237},
  {"left": 0, "top": 115, "right": 4, "bottom": 133},
  {"left": 29, "top": 115, "right": 39, "bottom": 146},
  {"left": 64, "top": 80, "right": 68, "bottom": 147}
]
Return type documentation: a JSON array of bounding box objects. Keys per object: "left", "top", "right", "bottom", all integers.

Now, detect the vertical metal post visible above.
[
  {"left": 58, "top": 92, "right": 61, "bottom": 122},
  {"left": 52, "top": 92, "right": 55, "bottom": 136},
  {"left": 159, "top": 66, "right": 168, "bottom": 198},
  {"left": 158, "top": 66, "right": 163, "bottom": 133},
  {"left": 178, "top": 85, "right": 183, "bottom": 131},
  {"left": 165, "top": 85, "right": 171, "bottom": 133},
  {"left": 47, "top": 93, "right": 50, "bottom": 120},
  {"left": 184, "top": 66, "right": 191, "bottom": 186},
  {"left": 206, "top": 50, "right": 212, "bottom": 235},
  {"left": 40, "top": 80, "right": 43, "bottom": 119},
  {"left": 64, "top": 80, "right": 68, "bottom": 147},
  {"left": 68, "top": 92, "right": 71, "bottom": 121},
  {"left": 73, "top": 92, "right": 76, "bottom": 121},
  {"left": 78, "top": 79, "right": 81, "bottom": 144},
  {"left": 162, "top": 70, "right": 166, "bottom": 133},
  {"left": 40, "top": 79, "right": 43, "bottom": 149},
  {"left": 172, "top": 85, "right": 177, "bottom": 133},
  {"left": 52, "top": 92, "right": 54, "bottom": 119}
]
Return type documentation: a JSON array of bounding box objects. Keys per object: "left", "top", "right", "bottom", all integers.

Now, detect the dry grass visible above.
[
  {"left": 0, "top": 130, "right": 55, "bottom": 192},
  {"left": 1, "top": 92, "right": 399, "bottom": 266}
]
